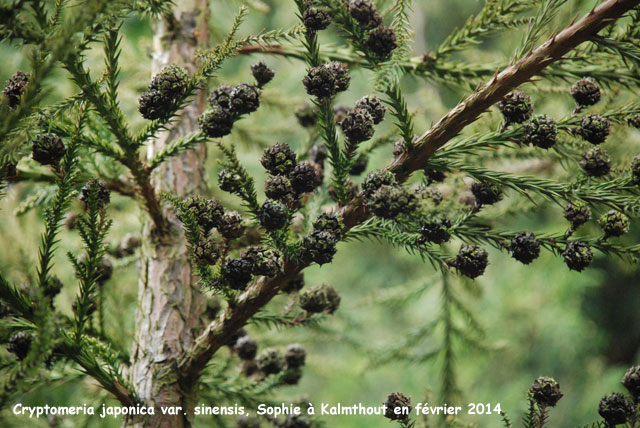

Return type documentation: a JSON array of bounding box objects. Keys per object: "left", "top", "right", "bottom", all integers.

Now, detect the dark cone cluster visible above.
[
  {"left": 631, "top": 156, "right": 640, "bottom": 184},
  {"left": 580, "top": 147, "right": 611, "bottom": 177},
  {"left": 218, "top": 169, "right": 244, "bottom": 195},
  {"left": 198, "top": 105, "right": 235, "bottom": 138},
  {"left": 563, "top": 202, "right": 591, "bottom": 228},
  {"left": 221, "top": 258, "right": 253, "bottom": 290},
  {"left": 80, "top": 178, "right": 111, "bottom": 211},
  {"left": 571, "top": 77, "right": 601, "bottom": 107},
  {"left": 471, "top": 181, "right": 503, "bottom": 206},
  {"left": 299, "top": 284, "right": 341, "bottom": 313},
  {"left": 562, "top": 241, "right": 593, "bottom": 272},
  {"left": 193, "top": 239, "right": 220, "bottom": 265},
  {"left": 417, "top": 219, "right": 451, "bottom": 245},
  {"left": 599, "top": 210, "right": 630, "bottom": 238},
  {"left": 580, "top": 114, "right": 610, "bottom": 145},
  {"left": 258, "top": 199, "right": 289, "bottom": 231},
  {"left": 290, "top": 161, "right": 323, "bottom": 194},
  {"left": 523, "top": 115, "right": 557, "bottom": 149},
  {"left": 209, "top": 84, "right": 233, "bottom": 109},
  {"left": 630, "top": 115, "right": 640, "bottom": 129},
  {"left": 283, "top": 273, "right": 305, "bottom": 294},
  {"left": 261, "top": 142, "right": 297, "bottom": 176},
  {"left": 303, "top": 5, "right": 332, "bottom": 32},
  {"left": 256, "top": 348, "right": 284, "bottom": 375},
  {"left": 349, "top": 153, "right": 368, "bottom": 175},
  {"left": 300, "top": 231, "right": 337, "bottom": 265},
  {"left": 302, "top": 62, "right": 350, "bottom": 99},
  {"left": 284, "top": 344, "right": 306, "bottom": 368},
  {"left": 424, "top": 168, "right": 446, "bottom": 184},
  {"left": 498, "top": 91, "right": 533, "bottom": 125},
  {"left": 7, "top": 332, "right": 32, "bottom": 360},
  {"left": 598, "top": 393, "right": 634, "bottom": 426},
  {"left": 384, "top": 392, "right": 411, "bottom": 422},
  {"left": 242, "top": 247, "right": 282, "bottom": 277},
  {"left": 229, "top": 83, "right": 261, "bottom": 115},
  {"left": 622, "top": 366, "right": 640, "bottom": 400},
  {"left": 530, "top": 376, "right": 563, "bottom": 407},
  {"left": 295, "top": 104, "right": 318, "bottom": 128},
  {"left": 251, "top": 62, "right": 275, "bottom": 88},
  {"left": 509, "top": 232, "right": 541, "bottom": 265},
  {"left": 367, "top": 26, "right": 398, "bottom": 61},
  {"left": 355, "top": 95, "right": 386, "bottom": 124},
  {"left": 370, "top": 185, "right": 418, "bottom": 219},
  {"left": 363, "top": 170, "right": 397, "bottom": 196},
  {"left": 333, "top": 104, "right": 352, "bottom": 124},
  {"left": 265, "top": 175, "right": 294, "bottom": 201},
  {"left": 185, "top": 195, "right": 224, "bottom": 233},
  {"left": 139, "top": 65, "right": 188, "bottom": 120},
  {"left": 348, "top": 0, "right": 382, "bottom": 28},
  {"left": 3, "top": 70, "right": 29, "bottom": 108},
  {"left": 218, "top": 211, "right": 245, "bottom": 239},
  {"left": 451, "top": 244, "right": 489, "bottom": 279},
  {"left": 234, "top": 336, "right": 258, "bottom": 360},
  {"left": 312, "top": 212, "right": 344, "bottom": 239},
  {"left": 341, "top": 107, "right": 374, "bottom": 144},
  {"left": 32, "top": 134, "right": 66, "bottom": 166}
]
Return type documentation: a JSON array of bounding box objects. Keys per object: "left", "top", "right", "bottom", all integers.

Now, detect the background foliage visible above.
[{"left": 1, "top": 0, "right": 639, "bottom": 427}]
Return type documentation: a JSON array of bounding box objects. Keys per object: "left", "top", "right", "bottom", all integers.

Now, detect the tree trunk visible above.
[{"left": 128, "top": 2, "right": 209, "bottom": 427}]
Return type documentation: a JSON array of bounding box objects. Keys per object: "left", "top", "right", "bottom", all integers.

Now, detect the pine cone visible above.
[
  {"left": 3, "top": 70, "right": 29, "bottom": 108},
  {"left": 230, "top": 83, "right": 261, "bottom": 115},
  {"left": 629, "top": 115, "right": 640, "bottom": 129},
  {"left": 363, "top": 170, "right": 397, "bottom": 196},
  {"left": 258, "top": 199, "right": 289, "bottom": 231},
  {"left": 295, "top": 104, "right": 318, "bottom": 128},
  {"left": 312, "top": 212, "right": 344, "bottom": 239},
  {"left": 599, "top": 210, "right": 630, "bottom": 238},
  {"left": 80, "top": 179, "right": 110, "bottom": 211},
  {"left": 251, "top": 62, "right": 275, "bottom": 87},
  {"left": 333, "top": 104, "right": 352, "bottom": 124},
  {"left": 290, "top": 161, "right": 323, "bottom": 194},
  {"left": 622, "top": 366, "right": 640, "bottom": 401},
  {"left": 370, "top": 185, "right": 418, "bottom": 219},
  {"left": 218, "top": 169, "right": 244, "bottom": 195},
  {"left": 261, "top": 142, "right": 297, "bottom": 175},
  {"left": 299, "top": 284, "right": 341, "bottom": 313},
  {"left": 571, "top": 77, "right": 601, "bottom": 107},
  {"left": 563, "top": 202, "right": 591, "bottom": 228},
  {"left": 7, "top": 332, "right": 32, "bottom": 360},
  {"left": 580, "top": 114, "right": 610, "bottom": 145},
  {"left": 384, "top": 392, "right": 411, "bottom": 422},
  {"left": 348, "top": 0, "right": 382, "bottom": 28},
  {"left": 598, "top": 393, "right": 634, "bottom": 426},
  {"left": 284, "top": 344, "right": 306, "bottom": 368},
  {"left": 302, "top": 62, "right": 350, "bottom": 98},
  {"left": 631, "top": 156, "right": 640, "bottom": 184},
  {"left": 349, "top": 153, "right": 369, "bottom": 176},
  {"left": 139, "top": 89, "right": 173, "bottom": 120},
  {"left": 218, "top": 211, "right": 245, "bottom": 239},
  {"left": 193, "top": 239, "right": 220, "bottom": 265},
  {"left": 282, "top": 367, "right": 303, "bottom": 385},
  {"left": 424, "top": 168, "right": 446, "bottom": 184},
  {"left": 498, "top": 91, "right": 533, "bottom": 125},
  {"left": 580, "top": 147, "right": 611, "bottom": 177},
  {"left": 417, "top": 219, "right": 451, "bottom": 245},
  {"left": 530, "top": 376, "right": 563, "bottom": 407},
  {"left": 355, "top": 95, "right": 386, "bottom": 124},
  {"left": 242, "top": 247, "right": 282, "bottom": 277},
  {"left": 523, "top": 115, "right": 557, "bottom": 149},
  {"left": 32, "top": 134, "right": 66, "bottom": 166},
  {"left": 283, "top": 273, "right": 305, "bottom": 293},
  {"left": 303, "top": 6, "right": 332, "bottom": 31},
  {"left": 149, "top": 65, "right": 188, "bottom": 98},
  {"left": 509, "top": 232, "right": 541, "bottom": 265},
  {"left": 451, "top": 244, "right": 489, "bottom": 279},
  {"left": 199, "top": 105, "right": 235, "bottom": 138},
  {"left": 341, "top": 107, "right": 375, "bottom": 144},
  {"left": 185, "top": 195, "right": 224, "bottom": 233},
  {"left": 562, "top": 241, "right": 593, "bottom": 272},
  {"left": 220, "top": 258, "right": 253, "bottom": 290},
  {"left": 256, "top": 348, "right": 285, "bottom": 375},
  {"left": 265, "top": 175, "right": 295, "bottom": 201},
  {"left": 300, "top": 231, "right": 337, "bottom": 265},
  {"left": 234, "top": 336, "right": 258, "bottom": 360},
  {"left": 367, "top": 26, "right": 398, "bottom": 60},
  {"left": 208, "top": 84, "right": 233, "bottom": 109},
  {"left": 471, "top": 181, "right": 503, "bottom": 206}
]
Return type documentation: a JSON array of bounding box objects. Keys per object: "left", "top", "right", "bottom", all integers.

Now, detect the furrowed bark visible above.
[
  {"left": 178, "top": 0, "right": 639, "bottom": 381},
  {"left": 128, "top": 1, "right": 208, "bottom": 427}
]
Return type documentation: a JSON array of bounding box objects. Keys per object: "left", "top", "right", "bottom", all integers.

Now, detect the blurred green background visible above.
[{"left": 1, "top": 0, "right": 639, "bottom": 427}]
